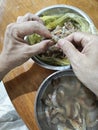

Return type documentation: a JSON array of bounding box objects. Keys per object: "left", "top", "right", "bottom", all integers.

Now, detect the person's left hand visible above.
[{"left": 0, "top": 13, "right": 53, "bottom": 74}]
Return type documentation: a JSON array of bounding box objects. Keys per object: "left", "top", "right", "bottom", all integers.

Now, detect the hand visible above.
[
  {"left": 57, "top": 32, "right": 98, "bottom": 96},
  {"left": 0, "top": 13, "right": 53, "bottom": 80}
]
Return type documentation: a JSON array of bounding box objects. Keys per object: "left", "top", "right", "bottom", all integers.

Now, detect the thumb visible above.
[
  {"left": 57, "top": 39, "right": 81, "bottom": 63},
  {"left": 27, "top": 40, "right": 54, "bottom": 56}
]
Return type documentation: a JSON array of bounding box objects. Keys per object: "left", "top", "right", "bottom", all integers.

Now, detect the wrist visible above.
[
  {"left": 0, "top": 54, "right": 10, "bottom": 80},
  {"left": 85, "top": 72, "right": 98, "bottom": 96},
  {"left": 79, "top": 70, "right": 98, "bottom": 96}
]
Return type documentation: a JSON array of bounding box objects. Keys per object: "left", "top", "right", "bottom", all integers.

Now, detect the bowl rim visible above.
[{"left": 36, "top": 4, "right": 94, "bottom": 26}]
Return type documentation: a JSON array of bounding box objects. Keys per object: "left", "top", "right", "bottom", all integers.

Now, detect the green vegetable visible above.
[
  {"left": 27, "top": 13, "right": 92, "bottom": 66},
  {"left": 27, "top": 34, "right": 42, "bottom": 45},
  {"left": 45, "top": 13, "right": 90, "bottom": 31},
  {"left": 40, "top": 14, "right": 63, "bottom": 26},
  {"left": 37, "top": 55, "right": 70, "bottom": 66},
  {"left": 28, "top": 13, "right": 91, "bottom": 44}
]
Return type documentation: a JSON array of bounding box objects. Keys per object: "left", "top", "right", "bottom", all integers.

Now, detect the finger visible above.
[
  {"left": 12, "top": 21, "right": 51, "bottom": 38},
  {"left": 27, "top": 40, "right": 54, "bottom": 56},
  {"left": 24, "top": 13, "right": 43, "bottom": 23},
  {"left": 17, "top": 16, "right": 23, "bottom": 23},
  {"left": 65, "top": 32, "right": 91, "bottom": 47},
  {"left": 17, "top": 13, "right": 43, "bottom": 24},
  {"left": 57, "top": 39, "right": 82, "bottom": 62}
]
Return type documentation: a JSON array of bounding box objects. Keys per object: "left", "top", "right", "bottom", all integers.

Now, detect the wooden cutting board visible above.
[{"left": 0, "top": 0, "right": 98, "bottom": 129}]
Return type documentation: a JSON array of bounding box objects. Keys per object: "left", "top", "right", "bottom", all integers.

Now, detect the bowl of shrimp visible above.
[
  {"left": 27, "top": 5, "right": 97, "bottom": 70},
  {"left": 35, "top": 69, "right": 98, "bottom": 130}
]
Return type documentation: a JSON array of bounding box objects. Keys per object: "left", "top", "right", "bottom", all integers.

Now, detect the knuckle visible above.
[
  {"left": 6, "top": 23, "right": 18, "bottom": 38},
  {"left": 29, "top": 21, "right": 40, "bottom": 31},
  {"left": 25, "top": 12, "right": 33, "bottom": 17},
  {"left": 23, "top": 13, "right": 35, "bottom": 21},
  {"left": 17, "top": 16, "right": 22, "bottom": 21},
  {"left": 24, "top": 13, "right": 41, "bottom": 23},
  {"left": 17, "top": 16, "right": 22, "bottom": 19},
  {"left": 6, "top": 23, "right": 15, "bottom": 29},
  {"left": 33, "top": 20, "right": 39, "bottom": 25},
  {"left": 33, "top": 21, "right": 41, "bottom": 29},
  {"left": 33, "top": 21, "right": 43, "bottom": 27}
]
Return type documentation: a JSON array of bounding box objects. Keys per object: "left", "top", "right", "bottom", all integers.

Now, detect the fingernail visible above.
[
  {"left": 55, "top": 43, "right": 60, "bottom": 48},
  {"left": 48, "top": 40, "right": 54, "bottom": 46},
  {"left": 57, "top": 40, "right": 65, "bottom": 48}
]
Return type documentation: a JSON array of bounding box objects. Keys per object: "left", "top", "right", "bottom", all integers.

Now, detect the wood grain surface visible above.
[{"left": 0, "top": 0, "right": 98, "bottom": 130}]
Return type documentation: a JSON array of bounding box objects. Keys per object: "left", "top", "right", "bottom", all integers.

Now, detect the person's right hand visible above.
[{"left": 57, "top": 32, "right": 98, "bottom": 96}]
